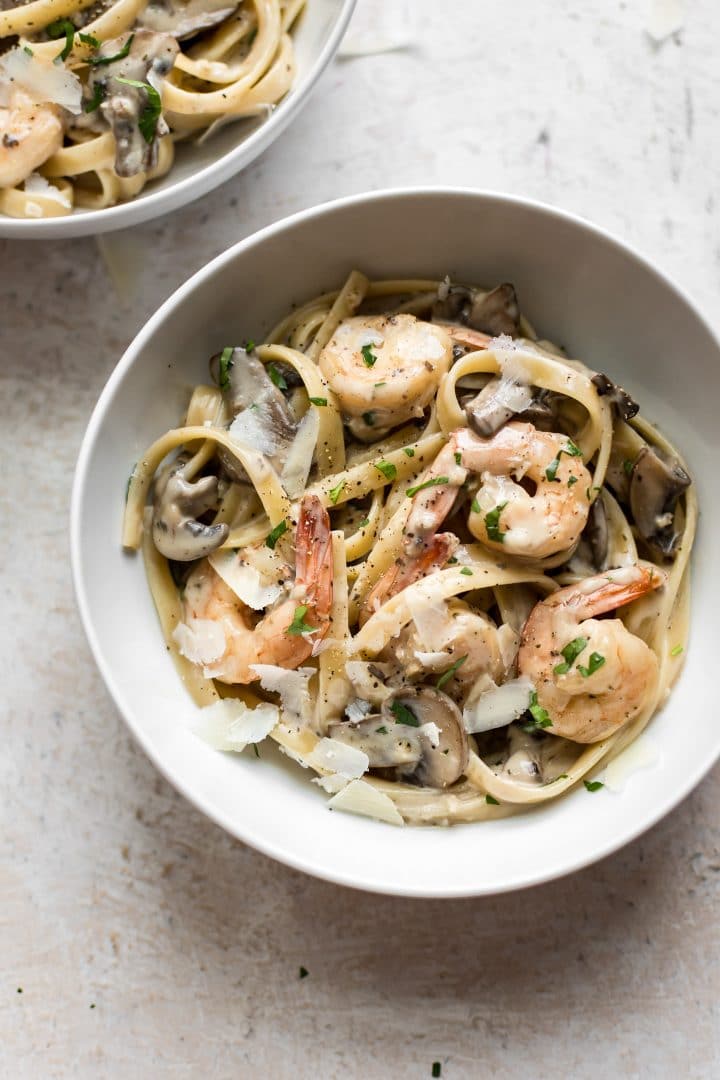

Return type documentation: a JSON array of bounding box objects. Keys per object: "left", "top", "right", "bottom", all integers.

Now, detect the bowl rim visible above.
[
  {"left": 71, "top": 186, "right": 720, "bottom": 897},
  {"left": 0, "top": 0, "right": 357, "bottom": 240}
]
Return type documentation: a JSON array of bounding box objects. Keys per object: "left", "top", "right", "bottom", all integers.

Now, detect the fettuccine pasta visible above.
[{"left": 123, "top": 272, "right": 695, "bottom": 826}]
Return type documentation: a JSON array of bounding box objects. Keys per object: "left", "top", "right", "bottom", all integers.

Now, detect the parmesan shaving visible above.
[
  {"left": 0, "top": 48, "right": 82, "bottom": 113},
  {"left": 173, "top": 619, "right": 226, "bottom": 665},
  {"left": 228, "top": 404, "right": 279, "bottom": 456},
  {"left": 328, "top": 779, "right": 404, "bottom": 826},
  {"left": 405, "top": 581, "right": 453, "bottom": 652},
  {"left": 209, "top": 549, "right": 282, "bottom": 610},
  {"left": 305, "top": 737, "right": 369, "bottom": 780},
  {"left": 24, "top": 173, "right": 71, "bottom": 208},
  {"left": 281, "top": 407, "right": 319, "bottom": 499},
  {"left": 463, "top": 677, "right": 534, "bottom": 734},
  {"left": 193, "top": 698, "right": 279, "bottom": 752},
  {"left": 250, "top": 663, "right": 315, "bottom": 722}
]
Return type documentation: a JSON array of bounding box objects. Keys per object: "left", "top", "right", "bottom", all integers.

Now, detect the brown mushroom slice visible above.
[
  {"left": 464, "top": 376, "right": 534, "bottom": 437},
  {"left": 382, "top": 688, "right": 468, "bottom": 788},
  {"left": 138, "top": 0, "right": 238, "bottom": 39},
  {"left": 432, "top": 282, "right": 521, "bottom": 337},
  {"left": 629, "top": 445, "right": 691, "bottom": 557},
  {"left": 591, "top": 373, "right": 639, "bottom": 421},
  {"left": 152, "top": 455, "right": 228, "bottom": 561},
  {"left": 328, "top": 717, "right": 422, "bottom": 769}
]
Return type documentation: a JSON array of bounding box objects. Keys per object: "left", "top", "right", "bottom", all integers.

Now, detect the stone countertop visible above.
[{"left": 1, "top": 1, "right": 718, "bottom": 1075}]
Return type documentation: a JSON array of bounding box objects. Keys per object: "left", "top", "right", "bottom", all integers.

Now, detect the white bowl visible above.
[
  {"left": 0, "top": 0, "right": 355, "bottom": 240},
  {"left": 71, "top": 189, "right": 718, "bottom": 896}
]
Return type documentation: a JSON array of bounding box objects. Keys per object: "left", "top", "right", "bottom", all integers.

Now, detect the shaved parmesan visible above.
[
  {"left": 345, "top": 660, "right": 394, "bottom": 706},
  {"left": 305, "top": 737, "right": 369, "bottom": 779},
  {"left": 328, "top": 779, "right": 404, "bottom": 826},
  {"left": 229, "top": 404, "right": 279, "bottom": 456},
  {"left": 313, "top": 773, "right": 348, "bottom": 794},
  {"left": 193, "top": 698, "right": 279, "bottom": 752},
  {"left": 0, "top": 48, "right": 82, "bottom": 114},
  {"left": 413, "top": 649, "right": 450, "bottom": 670},
  {"left": 345, "top": 697, "right": 373, "bottom": 723},
  {"left": 24, "top": 173, "right": 71, "bottom": 207},
  {"left": 209, "top": 549, "right": 282, "bottom": 610},
  {"left": 497, "top": 623, "right": 520, "bottom": 672},
  {"left": 418, "top": 721, "right": 441, "bottom": 748},
  {"left": 250, "top": 663, "right": 315, "bottom": 722},
  {"left": 281, "top": 407, "right": 319, "bottom": 499},
  {"left": 173, "top": 619, "right": 226, "bottom": 665},
  {"left": 464, "top": 676, "right": 534, "bottom": 734},
  {"left": 405, "top": 581, "right": 453, "bottom": 652}
]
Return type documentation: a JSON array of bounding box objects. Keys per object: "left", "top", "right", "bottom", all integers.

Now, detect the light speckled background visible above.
[{"left": 2, "top": 2, "right": 719, "bottom": 1076}]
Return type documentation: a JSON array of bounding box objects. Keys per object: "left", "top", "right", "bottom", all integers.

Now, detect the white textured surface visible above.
[{"left": 1, "top": 1, "right": 719, "bottom": 1076}]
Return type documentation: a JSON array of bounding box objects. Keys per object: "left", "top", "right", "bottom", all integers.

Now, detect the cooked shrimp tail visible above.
[
  {"left": 361, "top": 532, "right": 458, "bottom": 624},
  {"left": 294, "top": 494, "right": 334, "bottom": 647}
]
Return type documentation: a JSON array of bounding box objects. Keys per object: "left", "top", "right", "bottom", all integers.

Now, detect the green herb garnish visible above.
[
  {"left": 357, "top": 517, "right": 370, "bottom": 529},
  {"left": 485, "top": 794, "right": 500, "bottom": 806},
  {"left": 309, "top": 396, "right": 327, "bottom": 406},
  {"left": 374, "top": 460, "right": 397, "bottom": 481},
  {"left": 328, "top": 480, "right": 345, "bottom": 505},
  {"left": 460, "top": 567, "right": 473, "bottom": 576},
  {"left": 361, "top": 343, "right": 377, "bottom": 367},
  {"left": 471, "top": 497, "right": 481, "bottom": 514},
  {"left": 403, "top": 447, "right": 415, "bottom": 458},
  {"left": 23, "top": 46, "right": 33, "bottom": 56},
  {"left": 390, "top": 700, "right": 420, "bottom": 727},
  {"left": 84, "top": 82, "right": 105, "bottom": 113},
  {"left": 78, "top": 31, "right": 101, "bottom": 47},
  {"left": 446, "top": 556, "right": 458, "bottom": 564},
  {"left": 375, "top": 725, "right": 388, "bottom": 734},
  {"left": 522, "top": 690, "right": 552, "bottom": 732},
  {"left": 88, "top": 33, "right": 134, "bottom": 65},
  {"left": 436, "top": 655, "right": 467, "bottom": 690},
  {"left": 568, "top": 475, "right": 578, "bottom": 486},
  {"left": 47, "top": 18, "right": 76, "bottom": 63},
  {"left": 218, "top": 346, "right": 234, "bottom": 391},
  {"left": 454, "top": 451, "right": 462, "bottom": 466},
  {"left": 670, "top": 644, "right": 684, "bottom": 657},
  {"left": 546, "top": 440, "right": 583, "bottom": 482},
  {"left": 622, "top": 458, "right": 635, "bottom": 476},
  {"left": 287, "top": 605, "right": 316, "bottom": 636},
  {"left": 374, "top": 381, "right": 386, "bottom": 388},
  {"left": 265, "top": 519, "right": 288, "bottom": 549},
  {"left": 553, "top": 636, "right": 588, "bottom": 675},
  {"left": 114, "top": 76, "right": 162, "bottom": 143},
  {"left": 577, "top": 652, "right": 605, "bottom": 678},
  {"left": 583, "top": 780, "right": 604, "bottom": 792},
  {"left": 406, "top": 475, "right": 449, "bottom": 498},
  {"left": 267, "top": 363, "right": 287, "bottom": 390},
  {"left": 252, "top": 744, "right": 260, "bottom": 758},
  {"left": 484, "top": 502, "right": 508, "bottom": 543}
]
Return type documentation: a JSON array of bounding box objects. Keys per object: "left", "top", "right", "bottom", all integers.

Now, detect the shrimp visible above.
[
  {"left": 0, "top": 91, "right": 63, "bottom": 190},
  {"left": 518, "top": 564, "right": 666, "bottom": 743},
  {"left": 181, "top": 495, "right": 333, "bottom": 684},
  {"left": 359, "top": 533, "right": 458, "bottom": 625},
  {"left": 318, "top": 314, "right": 452, "bottom": 440},
  {"left": 404, "top": 422, "right": 592, "bottom": 559}
]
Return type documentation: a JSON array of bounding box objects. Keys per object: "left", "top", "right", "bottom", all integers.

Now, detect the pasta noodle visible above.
[
  {"left": 123, "top": 272, "right": 696, "bottom": 826},
  {"left": 0, "top": 0, "right": 304, "bottom": 217}
]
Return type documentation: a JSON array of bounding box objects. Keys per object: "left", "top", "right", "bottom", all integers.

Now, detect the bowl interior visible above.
[
  {"left": 0, "top": 0, "right": 355, "bottom": 238},
  {"left": 72, "top": 190, "right": 719, "bottom": 896}
]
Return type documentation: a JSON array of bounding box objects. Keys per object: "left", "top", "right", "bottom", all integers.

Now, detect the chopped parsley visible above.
[
  {"left": 115, "top": 77, "right": 162, "bottom": 143},
  {"left": 78, "top": 31, "right": 101, "bottom": 48},
  {"left": 484, "top": 502, "right": 508, "bottom": 543},
  {"left": 361, "top": 343, "right": 378, "bottom": 367},
  {"left": 406, "top": 475, "right": 449, "bottom": 498},
  {"left": 432, "top": 1065, "right": 442, "bottom": 1078},
  {"left": 309, "top": 396, "right": 327, "bottom": 406},
  {"left": 47, "top": 18, "right": 76, "bottom": 63},
  {"left": 267, "top": 363, "right": 287, "bottom": 390},
  {"left": 522, "top": 690, "right": 552, "bottom": 732},
  {"left": 218, "top": 346, "right": 234, "bottom": 391},
  {"left": 670, "top": 644, "right": 684, "bottom": 657},
  {"left": 287, "top": 605, "right": 316, "bottom": 636},
  {"left": 446, "top": 555, "right": 458, "bottom": 564},
  {"left": 357, "top": 517, "right": 370, "bottom": 529},
  {"left": 328, "top": 480, "right": 345, "bottom": 505},
  {"left": 362, "top": 411, "right": 375, "bottom": 426},
  {"left": 265, "top": 519, "right": 288, "bottom": 549},
  {"left": 568, "top": 475, "right": 578, "bottom": 486},
  {"left": 577, "top": 652, "right": 605, "bottom": 678},
  {"left": 471, "top": 497, "right": 481, "bottom": 513},
  {"left": 390, "top": 700, "right": 420, "bottom": 727},
  {"left": 88, "top": 33, "right": 134, "bottom": 65},
  {"left": 374, "top": 381, "right": 386, "bottom": 388},
  {"left": 586, "top": 485, "right": 601, "bottom": 501},
  {"left": 583, "top": 779, "right": 604, "bottom": 792},
  {"left": 244, "top": 339, "right": 256, "bottom": 352},
  {"left": 454, "top": 451, "right": 462, "bottom": 465},
  {"left": 252, "top": 744, "right": 260, "bottom": 758},
  {"left": 545, "top": 440, "right": 583, "bottom": 482},
  {"left": 375, "top": 725, "right": 388, "bottom": 734},
  {"left": 403, "top": 447, "right": 415, "bottom": 458},
  {"left": 436, "top": 654, "right": 468, "bottom": 690},
  {"left": 622, "top": 458, "right": 635, "bottom": 476},
  {"left": 23, "top": 46, "right": 33, "bottom": 56},
  {"left": 84, "top": 82, "right": 105, "bottom": 113},
  {"left": 460, "top": 567, "right": 473, "bottom": 576},
  {"left": 299, "top": 966, "right": 309, "bottom": 979},
  {"left": 553, "top": 636, "right": 588, "bottom": 675},
  {"left": 485, "top": 794, "right": 500, "bottom": 806},
  {"left": 374, "top": 460, "right": 397, "bottom": 481}
]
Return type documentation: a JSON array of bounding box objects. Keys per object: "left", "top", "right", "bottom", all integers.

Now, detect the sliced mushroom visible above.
[
  {"left": 591, "top": 373, "right": 639, "bottom": 421},
  {"left": 137, "top": 0, "right": 238, "bottom": 39},
  {"left": 382, "top": 687, "right": 468, "bottom": 788},
  {"left": 215, "top": 346, "right": 297, "bottom": 481},
  {"left": 629, "top": 445, "right": 691, "bottom": 557},
  {"left": 586, "top": 495, "right": 609, "bottom": 571},
  {"left": 88, "top": 30, "right": 179, "bottom": 178},
  {"left": 328, "top": 717, "right": 422, "bottom": 769},
  {"left": 465, "top": 376, "right": 534, "bottom": 437},
  {"left": 152, "top": 455, "right": 228, "bottom": 561},
  {"left": 432, "top": 282, "right": 521, "bottom": 337}
]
